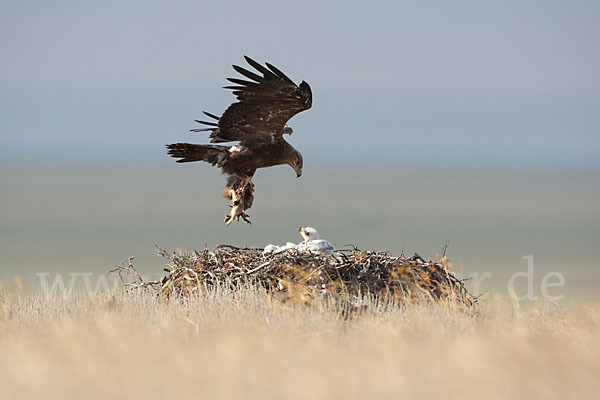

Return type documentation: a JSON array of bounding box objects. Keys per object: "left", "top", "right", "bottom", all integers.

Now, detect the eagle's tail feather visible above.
[{"left": 166, "top": 143, "right": 228, "bottom": 165}]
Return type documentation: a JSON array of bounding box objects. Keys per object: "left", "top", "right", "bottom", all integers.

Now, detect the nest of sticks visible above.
[{"left": 114, "top": 244, "right": 477, "bottom": 311}]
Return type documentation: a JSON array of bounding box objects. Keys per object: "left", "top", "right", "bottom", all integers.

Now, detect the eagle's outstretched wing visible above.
[{"left": 192, "top": 56, "right": 312, "bottom": 146}]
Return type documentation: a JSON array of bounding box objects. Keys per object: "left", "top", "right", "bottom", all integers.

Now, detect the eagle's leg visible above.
[{"left": 240, "top": 212, "right": 251, "bottom": 224}]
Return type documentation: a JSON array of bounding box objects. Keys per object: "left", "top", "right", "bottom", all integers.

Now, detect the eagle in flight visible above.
[{"left": 166, "top": 56, "right": 312, "bottom": 225}]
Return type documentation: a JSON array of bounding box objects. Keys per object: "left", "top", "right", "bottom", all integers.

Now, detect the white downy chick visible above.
[
  {"left": 296, "top": 227, "right": 333, "bottom": 254},
  {"left": 263, "top": 242, "right": 296, "bottom": 254}
]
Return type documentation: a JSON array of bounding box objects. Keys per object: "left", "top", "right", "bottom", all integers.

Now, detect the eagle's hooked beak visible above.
[
  {"left": 289, "top": 160, "right": 302, "bottom": 177},
  {"left": 290, "top": 161, "right": 302, "bottom": 177}
]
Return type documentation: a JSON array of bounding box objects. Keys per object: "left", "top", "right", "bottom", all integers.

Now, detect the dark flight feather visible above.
[
  {"left": 203, "top": 111, "right": 220, "bottom": 120},
  {"left": 226, "top": 77, "right": 262, "bottom": 88},
  {"left": 232, "top": 65, "right": 263, "bottom": 83},
  {"left": 194, "top": 120, "right": 218, "bottom": 126},
  {"left": 190, "top": 127, "right": 217, "bottom": 132},
  {"left": 265, "top": 62, "right": 295, "bottom": 85},
  {"left": 243, "top": 56, "right": 276, "bottom": 78}
]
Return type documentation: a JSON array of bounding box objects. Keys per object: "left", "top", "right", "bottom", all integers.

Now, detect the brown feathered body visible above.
[
  {"left": 166, "top": 139, "right": 300, "bottom": 178},
  {"left": 166, "top": 56, "right": 312, "bottom": 225}
]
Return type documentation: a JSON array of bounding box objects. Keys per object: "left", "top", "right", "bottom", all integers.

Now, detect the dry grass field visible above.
[{"left": 1, "top": 286, "right": 598, "bottom": 400}]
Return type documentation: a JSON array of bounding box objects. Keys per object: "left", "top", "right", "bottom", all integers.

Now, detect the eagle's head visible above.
[
  {"left": 288, "top": 150, "right": 303, "bottom": 177},
  {"left": 298, "top": 226, "right": 319, "bottom": 241},
  {"left": 282, "top": 124, "right": 293, "bottom": 135}
]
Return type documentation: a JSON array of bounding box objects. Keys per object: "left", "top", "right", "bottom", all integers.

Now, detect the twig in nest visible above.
[
  {"left": 109, "top": 257, "right": 160, "bottom": 290},
  {"left": 246, "top": 261, "right": 271, "bottom": 274},
  {"left": 216, "top": 244, "right": 264, "bottom": 251}
]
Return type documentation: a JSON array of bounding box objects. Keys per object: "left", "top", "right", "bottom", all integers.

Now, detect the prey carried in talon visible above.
[{"left": 224, "top": 177, "right": 254, "bottom": 225}]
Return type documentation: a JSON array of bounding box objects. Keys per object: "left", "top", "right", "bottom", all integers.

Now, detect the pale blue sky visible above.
[{"left": 1, "top": 0, "right": 599, "bottom": 165}]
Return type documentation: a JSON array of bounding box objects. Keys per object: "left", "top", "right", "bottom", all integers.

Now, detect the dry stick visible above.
[
  {"left": 246, "top": 261, "right": 271, "bottom": 275},
  {"left": 216, "top": 244, "right": 264, "bottom": 251},
  {"left": 109, "top": 257, "right": 160, "bottom": 289}
]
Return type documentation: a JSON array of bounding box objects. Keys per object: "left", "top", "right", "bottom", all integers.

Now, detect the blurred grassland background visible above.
[{"left": 1, "top": 0, "right": 599, "bottom": 299}]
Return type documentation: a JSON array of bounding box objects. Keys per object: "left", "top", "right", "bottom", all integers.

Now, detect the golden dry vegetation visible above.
[{"left": 1, "top": 286, "right": 599, "bottom": 400}]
